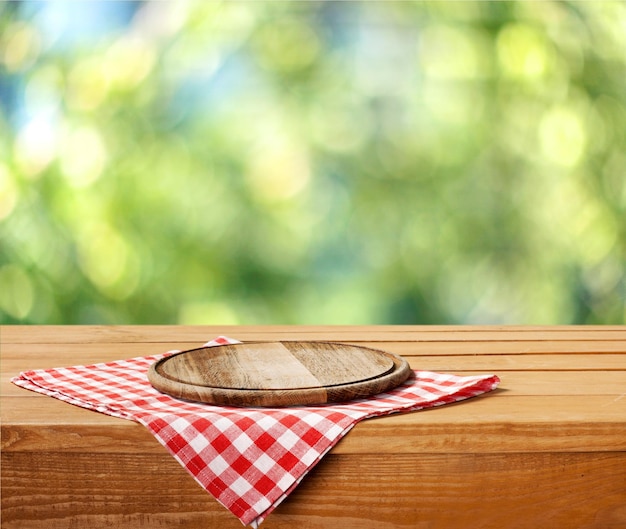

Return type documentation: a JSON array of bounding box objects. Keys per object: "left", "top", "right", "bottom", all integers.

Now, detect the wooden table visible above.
[{"left": 2, "top": 325, "right": 625, "bottom": 529}]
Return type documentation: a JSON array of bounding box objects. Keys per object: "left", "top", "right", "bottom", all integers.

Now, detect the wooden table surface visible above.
[{"left": 2, "top": 325, "right": 625, "bottom": 529}]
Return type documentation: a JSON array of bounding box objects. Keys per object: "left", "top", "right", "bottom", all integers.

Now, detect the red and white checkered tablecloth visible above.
[{"left": 12, "top": 337, "right": 500, "bottom": 527}]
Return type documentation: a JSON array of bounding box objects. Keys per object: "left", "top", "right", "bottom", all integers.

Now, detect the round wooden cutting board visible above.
[{"left": 148, "top": 341, "right": 412, "bottom": 407}]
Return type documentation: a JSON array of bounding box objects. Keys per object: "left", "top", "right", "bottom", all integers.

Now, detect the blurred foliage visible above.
[{"left": 0, "top": 1, "right": 625, "bottom": 325}]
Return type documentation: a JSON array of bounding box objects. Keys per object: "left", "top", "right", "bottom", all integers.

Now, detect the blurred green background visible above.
[{"left": 1, "top": 1, "right": 625, "bottom": 325}]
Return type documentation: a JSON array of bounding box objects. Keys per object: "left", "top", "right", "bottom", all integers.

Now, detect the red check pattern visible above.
[{"left": 12, "top": 337, "right": 500, "bottom": 527}]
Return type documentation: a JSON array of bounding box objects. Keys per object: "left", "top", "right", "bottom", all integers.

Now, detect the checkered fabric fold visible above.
[{"left": 12, "top": 337, "right": 500, "bottom": 527}]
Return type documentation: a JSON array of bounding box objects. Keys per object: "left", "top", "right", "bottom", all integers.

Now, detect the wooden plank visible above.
[
  {"left": 2, "top": 451, "right": 625, "bottom": 529},
  {"left": 342, "top": 395, "right": 626, "bottom": 454},
  {"left": 280, "top": 452, "right": 626, "bottom": 529},
  {"left": 3, "top": 325, "right": 626, "bottom": 344},
  {"left": 3, "top": 395, "right": 625, "bottom": 454},
  {"left": 3, "top": 340, "right": 626, "bottom": 365},
  {"left": 4, "top": 338, "right": 626, "bottom": 360},
  {"left": 405, "top": 353, "right": 626, "bottom": 371},
  {"left": 5, "top": 366, "right": 625, "bottom": 397},
  {"left": 3, "top": 349, "right": 626, "bottom": 385},
  {"left": 460, "top": 370, "right": 626, "bottom": 395},
  {"left": 389, "top": 340, "right": 626, "bottom": 354}
]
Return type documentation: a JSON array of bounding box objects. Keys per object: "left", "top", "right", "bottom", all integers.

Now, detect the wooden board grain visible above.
[
  {"left": 3, "top": 344, "right": 626, "bottom": 375},
  {"left": 7, "top": 367, "right": 626, "bottom": 398},
  {"left": 2, "top": 451, "right": 625, "bottom": 529},
  {"left": 3, "top": 394, "right": 625, "bottom": 454},
  {"left": 148, "top": 341, "right": 411, "bottom": 406},
  {"left": 3, "top": 324, "right": 626, "bottom": 344}
]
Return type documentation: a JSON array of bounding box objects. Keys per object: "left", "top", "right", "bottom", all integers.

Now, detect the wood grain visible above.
[
  {"left": 2, "top": 451, "right": 624, "bottom": 529},
  {"left": 3, "top": 324, "right": 626, "bottom": 344},
  {"left": 3, "top": 395, "right": 625, "bottom": 454},
  {"left": 2, "top": 325, "right": 625, "bottom": 529},
  {"left": 148, "top": 341, "right": 410, "bottom": 407}
]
